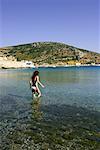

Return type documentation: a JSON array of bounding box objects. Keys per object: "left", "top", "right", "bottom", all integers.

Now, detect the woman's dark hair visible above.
[{"left": 32, "top": 70, "right": 39, "bottom": 82}]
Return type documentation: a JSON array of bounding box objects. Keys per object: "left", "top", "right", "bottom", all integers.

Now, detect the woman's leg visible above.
[
  {"left": 36, "top": 87, "right": 41, "bottom": 97},
  {"left": 32, "top": 89, "right": 36, "bottom": 98},
  {"left": 32, "top": 92, "right": 37, "bottom": 98}
]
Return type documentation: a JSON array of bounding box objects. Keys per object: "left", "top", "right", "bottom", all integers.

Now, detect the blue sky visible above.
[{"left": 0, "top": 0, "right": 100, "bottom": 53}]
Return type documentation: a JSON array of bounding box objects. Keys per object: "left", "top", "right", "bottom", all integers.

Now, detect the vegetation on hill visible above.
[{"left": 0, "top": 42, "right": 100, "bottom": 65}]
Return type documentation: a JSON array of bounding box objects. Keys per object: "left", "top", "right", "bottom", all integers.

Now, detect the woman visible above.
[{"left": 30, "top": 71, "right": 44, "bottom": 98}]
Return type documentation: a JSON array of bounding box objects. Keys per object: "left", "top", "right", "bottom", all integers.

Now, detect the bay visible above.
[{"left": 0, "top": 66, "right": 100, "bottom": 149}]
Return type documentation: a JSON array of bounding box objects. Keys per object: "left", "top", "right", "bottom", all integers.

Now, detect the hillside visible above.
[{"left": 0, "top": 42, "right": 100, "bottom": 66}]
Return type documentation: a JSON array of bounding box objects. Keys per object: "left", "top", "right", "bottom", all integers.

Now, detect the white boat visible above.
[{"left": 23, "top": 61, "right": 35, "bottom": 68}]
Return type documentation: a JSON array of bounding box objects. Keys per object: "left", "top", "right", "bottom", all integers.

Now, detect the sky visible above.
[{"left": 0, "top": 0, "right": 100, "bottom": 53}]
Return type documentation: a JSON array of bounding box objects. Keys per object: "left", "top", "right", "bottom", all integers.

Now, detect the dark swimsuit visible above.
[{"left": 32, "top": 77, "right": 38, "bottom": 93}]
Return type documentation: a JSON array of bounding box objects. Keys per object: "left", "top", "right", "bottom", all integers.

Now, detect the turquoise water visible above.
[
  {"left": 0, "top": 66, "right": 100, "bottom": 149},
  {"left": 0, "top": 66, "right": 100, "bottom": 114}
]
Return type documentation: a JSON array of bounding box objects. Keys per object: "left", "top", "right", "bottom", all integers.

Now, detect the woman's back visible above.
[{"left": 32, "top": 76, "right": 37, "bottom": 86}]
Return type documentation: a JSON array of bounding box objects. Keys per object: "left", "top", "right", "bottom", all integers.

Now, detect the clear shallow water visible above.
[
  {"left": 0, "top": 66, "right": 100, "bottom": 114},
  {"left": 0, "top": 66, "right": 100, "bottom": 149}
]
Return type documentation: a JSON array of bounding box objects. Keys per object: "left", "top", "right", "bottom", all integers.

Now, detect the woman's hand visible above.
[{"left": 42, "top": 85, "right": 45, "bottom": 88}]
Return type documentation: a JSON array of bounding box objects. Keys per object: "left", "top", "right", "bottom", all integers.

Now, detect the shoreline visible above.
[
  {"left": 0, "top": 63, "right": 100, "bottom": 69},
  {"left": 0, "top": 56, "right": 100, "bottom": 69},
  {"left": 0, "top": 57, "right": 100, "bottom": 69}
]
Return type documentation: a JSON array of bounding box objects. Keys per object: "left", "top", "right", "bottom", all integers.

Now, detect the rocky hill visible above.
[{"left": 0, "top": 42, "right": 100, "bottom": 66}]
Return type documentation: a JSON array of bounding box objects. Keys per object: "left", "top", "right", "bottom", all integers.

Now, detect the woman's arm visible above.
[{"left": 37, "top": 76, "right": 44, "bottom": 88}]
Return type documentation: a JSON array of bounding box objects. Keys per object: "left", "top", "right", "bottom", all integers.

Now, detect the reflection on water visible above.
[{"left": 31, "top": 98, "right": 43, "bottom": 121}]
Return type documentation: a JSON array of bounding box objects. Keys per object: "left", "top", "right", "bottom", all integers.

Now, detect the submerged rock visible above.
[{"left": 0, "top": 104, "right": 100, "bottom": 150}]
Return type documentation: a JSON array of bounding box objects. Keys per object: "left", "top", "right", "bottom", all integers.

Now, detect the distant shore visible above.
[{"left": 0, "top": 59, "right": 100, "bottom": 69}]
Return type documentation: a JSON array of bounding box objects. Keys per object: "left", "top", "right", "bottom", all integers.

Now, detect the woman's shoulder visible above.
[
  {"left": 36, "top": 75, "right": 39, "bottom": 77},
  {"left": 35, "top": 75, "right": 38, "bottom": 80},
  {"left": 36, "top": 75, "right": 39, "bottom": 80}
]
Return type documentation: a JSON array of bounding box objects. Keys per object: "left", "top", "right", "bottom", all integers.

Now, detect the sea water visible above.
[
  {"left": 0, "top": 66, "right": 100, "bottom": 149},
  {"left": 0, "top": 66, "right": 100, "bottom": 113}
]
